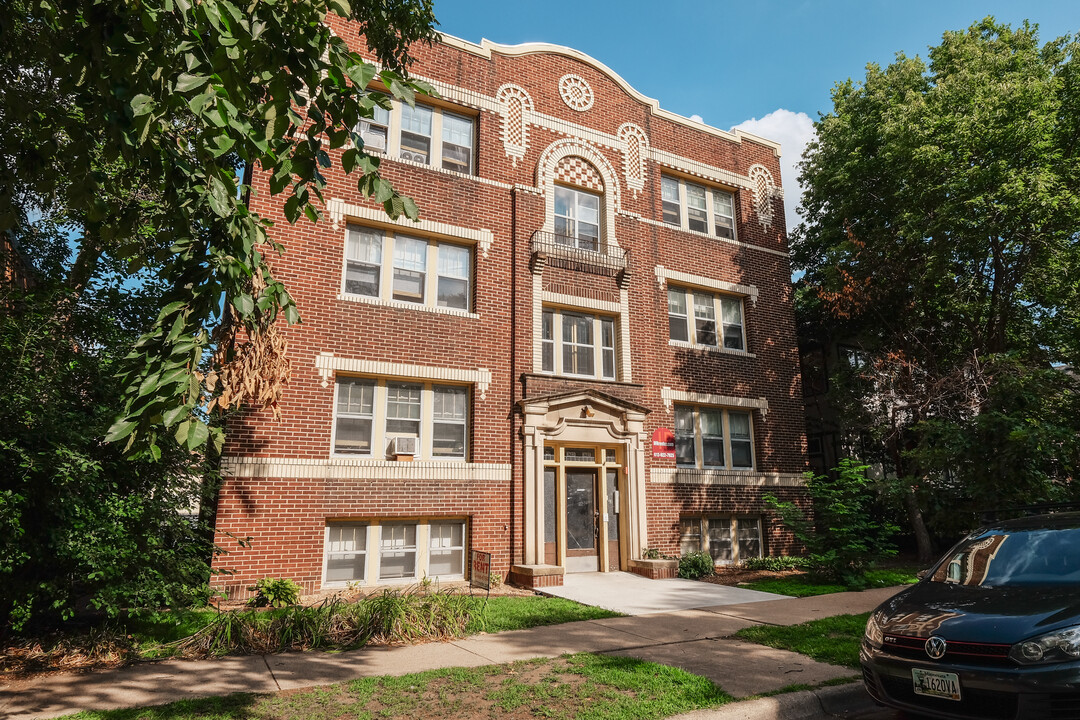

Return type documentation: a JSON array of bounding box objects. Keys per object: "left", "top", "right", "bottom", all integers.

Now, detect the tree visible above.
[
  {"left": 0, "top": 0, "right": 439, "bottom": 456},
  {"left": 793, "top": 18, "right": 1080, "bottom": 561}
]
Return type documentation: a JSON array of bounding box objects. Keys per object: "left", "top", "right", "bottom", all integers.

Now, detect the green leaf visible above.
[
  {"left": 130, "top": 94, "right": 155, "bottom": 117},
  {"left": 186, "top": 420, "right": 209, "bottom": 450},
  {"left": 208, "top": 175, "right": 232, "bottom": 217},
  {"left": 233, "top": 293, "right": 254, "bottom": 316},
  {"left": 105, "top": 419, "right": 138, "bottom": 444},
  {"left": 174, "top": 73, "right": 210, "bottom": 93},
  {"left": 162, "top": 404, "right": 188, "bottom": 429}
]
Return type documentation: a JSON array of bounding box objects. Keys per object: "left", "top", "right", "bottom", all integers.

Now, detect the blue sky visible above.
[{"left": 432, "top": 0, "right": 1078, "bottom": 230}]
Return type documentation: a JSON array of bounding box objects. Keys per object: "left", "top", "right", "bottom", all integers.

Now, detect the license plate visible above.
[{"left": 912, "top": 668, "right": 961, "bottom": 701}]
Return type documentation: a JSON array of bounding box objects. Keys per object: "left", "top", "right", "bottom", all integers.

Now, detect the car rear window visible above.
[{"left": 929, "top": 527, "right": 1080, "bottom": 587}]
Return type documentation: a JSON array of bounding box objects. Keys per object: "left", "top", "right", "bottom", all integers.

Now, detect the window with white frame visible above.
[
  {"left": 540, "top": 309, "right": 616, "bottom": 380},
  {"left": 344, "top": 225, "right": 472, "bottom": 311},
  {"left": 428, "top": 522, "right": 465, "bottom": 577},
  {"left": 379, "top": 523, "right": 417, "bottom": 580},
  {"left": 680, "top": 516, "right": 762, "bottom": 564},
  {"left": 674, "top": 405, "right": 754, "bottom": 470},
  {"left": 357, "top": 94, "right": 476, "bottom": 175},
  {"left": 332, "top": 378, "right": 470, "bottom": 460},
  {"left": 667, "top": 287, "right": 745, "bottom": 351},
  {"left": 661, "top": 175, "right": 736, "bottom": 240},
  {"left": 554, "top": 185, "right": 601, "bottom": 251},
  {"left": 324, "top": 523, "right": 368, "bottom": 584}
]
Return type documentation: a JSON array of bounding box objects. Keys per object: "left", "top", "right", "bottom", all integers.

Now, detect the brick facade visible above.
[{"left": 210, "top": 27, "right": 809, "bottom": 598}]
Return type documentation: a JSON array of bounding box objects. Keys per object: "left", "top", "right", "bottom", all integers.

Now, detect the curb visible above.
[{"left": 666, "top": 682, "right": 871, "bottom": 720}]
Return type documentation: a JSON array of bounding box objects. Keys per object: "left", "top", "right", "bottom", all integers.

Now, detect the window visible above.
[
  {"left": 333, "top": 378, "right": 470, "bottom": 460},
  {"left": 667, "top": 287, "right": 745, "bottom": 351},
  {"left": 674, "top": 405, "right": 755, "bottom": 470},
  {"left": 379, "top": 524, "right": 417, "bottom": 580},
  {"left": 661, "top": 175, "right": 737, "bottom": 241},
  {"left": 680, "top": 516, "right": 762, "bottom": 564},
  {"left": 441, "top": 113, "right": 474, "bottom": 174},
  {"left": 554, "top": 185, "right": 601, "bottom": 251},
  {"left": 344, "top": 225, "right": 473, "bottom": 312},
  {"left": 359, "top": 102, "right": 391, "bottom": 152},
  {"left": 324, "top": 523, "right": 368, "bottom": 584},
  {"left": 431, "top": 385, "right": 467, "bottom": 458},
  {"left": 356, "top": 95, "right": 476, "bottom": 175},
  {"left": 334, "top": 378, "right": 375, "bottom": 455},
  {"left": 540, "top": 309, "right": 617, "bottom": 380},
  {"left": 428, "top": 522, "right": 465, "bottom": 577}
]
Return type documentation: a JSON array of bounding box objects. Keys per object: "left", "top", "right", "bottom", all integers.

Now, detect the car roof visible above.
[{"left": 980, "top": 511, "right": 1080, "bottom": 533}]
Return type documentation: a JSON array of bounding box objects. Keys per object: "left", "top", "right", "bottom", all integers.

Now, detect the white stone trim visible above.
[
  {"left": 336, "top": 293, "right": 480, "bottom": 319},
  {"left": 541, "top": 291, "right": 621, "bottom": 314},
  {"left": 435, "top": 34, "right": 782, "bottom": 157},
  {"left": 221, "top": 456, "right": 511, "bottom": 481},
  {"left": 667, "top": 339, "right": 756, "bottom": 358},
  {"left": 315, "top": 352, "right": 491, "bottom": 399},
  {"left": 660, "top": 386, "right": 769, "bottom": 416},
  {"left": 619, "top": 287, "right": 633, "bottom": 382},
  {"left": 650, "top": 468, "right": 805, "bottom": 487},
  {"left": 327, "top": 198, "right": 495, "bottom": 258},
  {"left": 654, "top": 265, "right": 759, "bottom": 306},
  {"left": 640, "top": 216, "right": 789, "bottom": 258},
  {"left": 651, "top": 148, "right": 754, "bottom": 191}
]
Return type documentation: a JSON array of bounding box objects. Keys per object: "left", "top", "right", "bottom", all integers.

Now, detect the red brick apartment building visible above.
[{"left": 211, "top": 25, "right": 809, "bottom": 597}]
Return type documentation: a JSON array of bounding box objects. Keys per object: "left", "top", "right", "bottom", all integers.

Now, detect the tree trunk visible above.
[{"left": 904, "top": 488, "right": 934, "bottom": 564}]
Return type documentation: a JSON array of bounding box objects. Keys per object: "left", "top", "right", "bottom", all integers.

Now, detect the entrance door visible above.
[
  {"left": 565, "top": 468, "right": 599, "bottom": 572},
  {"left": 605, "top": 469, "right": 621, "bottom": 570}
]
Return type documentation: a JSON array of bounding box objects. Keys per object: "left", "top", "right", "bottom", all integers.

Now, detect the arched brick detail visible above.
[
  {"left": 495, "top": 83, "right": 533, "bottom": 166},
  {"left": 536, "top": 138, "right": 622, "bottom": 249},
  {"left": 617, "top": 123, "right": 649, "bottom": 195},
  {"left": 554, "top": 156, "right": 605, "bottom": 193},
  {"left": 748, "top": 164, "right": 776, "bottom": 230}
]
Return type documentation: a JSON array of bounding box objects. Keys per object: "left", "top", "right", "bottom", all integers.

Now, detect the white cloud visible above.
[
  {"left": 733, "top": 109, "right": 815, "bottom": 234},
  {"left": 689, "top": 114, "right": 704, "bottom": 124}
]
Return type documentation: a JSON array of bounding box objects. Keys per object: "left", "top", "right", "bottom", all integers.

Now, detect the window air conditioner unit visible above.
[
  {"left": 390, "top": 436, "right": 417, "bottom": 457},
  {"left": 399, "top": 150, "right": 428, "bottom": 163}
]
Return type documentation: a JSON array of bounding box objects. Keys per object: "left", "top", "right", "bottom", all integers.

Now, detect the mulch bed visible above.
[{"left": 695, "top": 566, "right": 805, "bottom": 586}]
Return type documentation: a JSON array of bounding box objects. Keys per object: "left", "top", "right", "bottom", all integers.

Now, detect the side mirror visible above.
[{"left": 916, "top": 569, "right": 930, "bottom": 581}]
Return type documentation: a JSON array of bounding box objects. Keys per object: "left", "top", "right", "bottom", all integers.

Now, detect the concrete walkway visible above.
[
  {"left": 544, "top": 571, "right": 788, "bottom": 614},
  {"left": 0, "top": 586, "right": 903, "bottom": 720}
]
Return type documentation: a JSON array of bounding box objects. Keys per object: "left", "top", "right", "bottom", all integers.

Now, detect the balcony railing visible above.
[{"left": 529, "top": 231, "right": 630, "bottom": 276}]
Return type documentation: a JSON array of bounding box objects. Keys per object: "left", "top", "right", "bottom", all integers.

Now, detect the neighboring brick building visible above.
[{"left": 211, "top": 27, "right": 809, "bottom": 597}]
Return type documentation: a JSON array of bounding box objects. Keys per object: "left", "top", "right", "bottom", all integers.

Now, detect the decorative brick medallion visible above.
[{"left": 559, "top": 74, "right": 594, "bottom": 111}]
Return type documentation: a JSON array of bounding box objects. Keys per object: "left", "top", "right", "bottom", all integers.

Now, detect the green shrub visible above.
[
  {"left": 248, "top": 578, "right": 302, "bottom": 608},
  {"left": 765, "top": 459, "right": 898, "bottom": 588},
  {"left": 678, "top": 551, "right": 715, "bottom": 579},
  {"left": 740, "top": 556, "right": 809, "bottom": 572}
]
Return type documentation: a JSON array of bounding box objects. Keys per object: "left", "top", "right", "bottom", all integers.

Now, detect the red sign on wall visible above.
[{"left": 652, "top": 427, "right": 675, "bottom": 459}]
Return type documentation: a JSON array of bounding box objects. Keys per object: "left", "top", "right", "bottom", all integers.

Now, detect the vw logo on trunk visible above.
[{"left": 925, "top": 636, "right": 948, "bottom": 659}]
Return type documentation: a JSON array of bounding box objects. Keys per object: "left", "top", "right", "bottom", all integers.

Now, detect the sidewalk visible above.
[{"left": 0, "top": 587, "right": 901, "bottom": 720}]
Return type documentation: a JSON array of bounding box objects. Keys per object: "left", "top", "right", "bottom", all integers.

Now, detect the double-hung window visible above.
[
  {"left": 379, "top": 524, "right": 417, "bottom": 580},
  {"left": 661, "top": 175, "right": 737, "bottom": 241},
  {"left": 344, "top": 225, "right": 473, "bottom": 312},
  {"left": 553, "top": 186, "right": 601, "bottom": 251},
  {"left": 333, "top": 378, "right": 469, "bottom": 460},
  {"left": 680, "top": 516, "right": 762, "bottom": 564},
  {"left": 667, "top": 287, "right": 745, "bottom": 351},
  {"left": 356, "top": 95, "right": 476, "bottom": 175},
  {"left": 399, "top": 104, "right": 433, "bottom": 164},
  {"left": 674, "top": 405, "right": 754, "bottom": 470},
  {"left": 541, "top": 309, "right": 616, "bottom": 380},
  {"left": 324, "top": 523, "right": 368, "bottom": 584},
  {"left": 428, "top": 522, "right": 465, "bottom": 577}
]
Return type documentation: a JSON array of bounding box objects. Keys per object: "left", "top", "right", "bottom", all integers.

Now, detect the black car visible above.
[{"left": 861, "top": 512, "right": 1080, "bottom": 720}]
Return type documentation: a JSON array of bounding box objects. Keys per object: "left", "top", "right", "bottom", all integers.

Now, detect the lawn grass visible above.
[
  {"left": 466, "top": 596, "right": 622, "bottom": 633},
  {"left": 735, "top": 612, "right": 870, "bottom": 669},
  {"left": 56, "top": 653, "right": 734, "bottom": 720},
  {"left": 740, "top": 567, "right": 920, "bottom": 597}
]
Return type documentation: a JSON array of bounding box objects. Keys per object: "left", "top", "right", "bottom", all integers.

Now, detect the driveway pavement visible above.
[{"left": 543, "top": 571, "right": 788, "bottom": 614}]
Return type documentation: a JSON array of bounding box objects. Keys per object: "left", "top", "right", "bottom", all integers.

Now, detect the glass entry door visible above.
[{"left": 565, "top": 468, "right": 599, "bottom": 572}]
